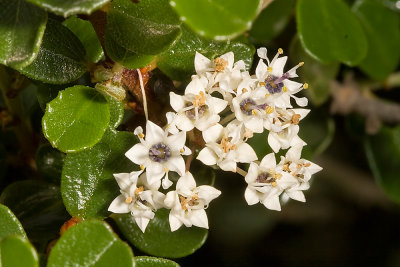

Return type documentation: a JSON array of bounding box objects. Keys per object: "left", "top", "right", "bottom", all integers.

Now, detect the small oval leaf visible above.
[
  {"left": 25, "top": 0, "right": 110, "bottom": 17},
  {"left": 0, "top": 0, "right": 47, "bottom": 68},
  {"left": 170, "top": 0, "right": 262, "bottom": 40},
  {"left": 61, "top": 130, "right": 137, "bottom": 219},
  {"left": 107, "top": 0, "right": 182, "bottom": 55},
  {"left": 113, "top": 209, "right": 208, "bottom": 258},
  {"left": 353, "top": 0, "right": 400, "bottom": 80},
  {"left": 136, "top": 256, "right": 179, "bottom": 267},
  {"left": 63, "top": 16, "right": 105, "bottom": 64},
  {"left": 297, "top": 0, "right": 368, "bottom": 65},
  {"left": 0, "top": 236, "right": 38, "bottom": 267},
  {"left": 47, "top": 220, "right": 134, "bottom": 267},
  {"left": 18, "top": 19, "right": 87, "bottom": 84},
  {"left": 42, "top": 85, "right": 110, "bottom": 153},
  {"left": 0, "top": 181, "right": 69, "bottom": 244},
  {"left": 0, "top": 204, "right": 26, "bottom": 239},
  {"left": 104, "top": 94, "right": 124, "bottom": 129}
]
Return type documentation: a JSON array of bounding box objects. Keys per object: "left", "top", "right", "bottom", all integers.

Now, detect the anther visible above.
[
  {"left": 303, "top": 83, "right": 309, "bottom": 89},
  {"left": 138, "top": 133, "right": 145, "bottom": 139},
  {"left": 125, "top": 197, "right": 133, "bottom": 204}
]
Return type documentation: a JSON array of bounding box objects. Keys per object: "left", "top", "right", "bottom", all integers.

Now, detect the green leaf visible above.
[
  {"left": 113, "top": 209, "right": 208, "bottom": 258},
  {"left": 136, "top": 256, "right": 179, "bottom": 267},
  {"left": 249, "top": 0, "right": 295, "bottom": 44},
  {"left": 104, "top": 29, "right": 155, "bottom": 69},
  {"left": 36, "top": 144, "right": 65, "bottom": 184},
  {"left": 47, "top": 220, "right": 134, "bottom": 267},
  {"left": 104, "top": 94, "right": 124, "bottom": 129},
  {"left": 0, "top": 0, "right": 47, "bottom": 68},
  {"left": 63, "top": 16, "right": 104, "bottom": 63},
  {"left": 0, "top": 236, "right": 38, "bottom": 267},
  {"left": 107, "top": 0, "right": 182, "bottom": 55},
  {"left": 61, "top": 130, "right": 137, "bottom": 219},
  {"left": 364, "top": 126, "right": 400, "bottom": 204},
  {"left": 297, "top": 0, "right": 368, "bottom": 66},
  {"left": 353, "top": 0, "right": 400, "bottom": 80},
  {"left": 0, "top": 181, "right": 69, "bottom": 244},
  {"left": 0, "top": 204, "right": 26, "bottom": 239},
  {"left": 158, "top": 26, "right": 255, "bottom": 80},
  {"left": 289, "top": 35, "right": 340, "bottom": 106},
  {"left": 170, "top": 0, "right": 262, "bottom": 40},
  {"left": 42, "top": 85, "right": 110, "bottom": 153},
  {"left": 18, "top": 19, "right": 87, "bottom": 84},
  {"left": 35, "top": 82, "right": 66, "bottom": 111},
  {"left": 25, "top": 0, "right": 110, "bottom": 17}
]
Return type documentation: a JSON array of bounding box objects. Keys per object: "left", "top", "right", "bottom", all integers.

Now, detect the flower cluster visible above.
[{"left": 108, "top": 47, "right": 322, "bottom": 233}]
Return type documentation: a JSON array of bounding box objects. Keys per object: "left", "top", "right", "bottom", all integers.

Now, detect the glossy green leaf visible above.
[
  {"left": 61, "top": 130, "right": 137, "bottom": 219},
  {"left": 0, "top": 0, "right": 47, "bottom": 68},
  {"left": 35, "top": 82, "right": 66, "bottom": 111},
  {"left": 353, "top": 0, "right": 400, "bottom": 80},
  {"left": 364, "top": 126, "right": 400, "bottom": 204},
  {"left": 158, "top": 26, "right": 255, "bottom": 80},
  {"left": 289, "top": 35, "right": 340, "bottom": 106},
  {"left": 0, "top": 204, "right": 26, "bottom": 239},
  {"left": 36, "top": 144, "right": 65, "bottom": 184},
  {"left": 380, "top": 0, "right": 400, "bottom": 11},
  {"left": 297, "top": 0, "right": 368, "bottom": 66},
  {"left": 0, "top": 236, "right": 38, "bottom": 267},
  {"left": 42, "top": 85, "right": 110, "bottom": 153},
  {"left": 107, "top": 0, "right": 182, "bottom": 55},
  {"left": 104, "top": 94, "right": 124, "bottom": 128},
  {"left": 25, "top": 0, "right": 110, "bottom": 17},
  {"left": 249, "top": 0, "right": 295, "bottom": 44},
  {"left": 113, "top": 208, "right": 208, "bottom": 258},
  {"left": 0, "top": 181, "right": 69, "bottom": 244},
  {"left": 170, "top": 0, "right": 262, "bottom": 40},
  {"left": 18, "top": 19, "right": 87, "bottom": 84},
  {"left": 136, "top": 256, "right": 179, "bottom": 267},
  {"left": 104, "top": 29, "right": 155, "bottom": 69},
  {"left": 47, "top": 220, "right": 134, "bottom": 267},
  {"left": 63, "top": 16, "right": 104, "bottom": 63}
]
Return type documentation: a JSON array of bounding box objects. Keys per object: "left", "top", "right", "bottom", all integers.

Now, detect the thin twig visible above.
[{"left": 136, "top": 69, "right": 148, "bottom": 121}]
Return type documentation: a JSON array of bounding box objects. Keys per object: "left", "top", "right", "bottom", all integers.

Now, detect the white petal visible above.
[
  {"left": 125, "top": 143, "right": 149, "bottom": 165},
  {"left": 235, "top": 143, "right": 258, "bottom": 163},
  {"left": 292, "top": 95, "right": 308, "bottom": 107},
  {"left": 287, "top": 190, "right": 306, "bottom": 202},
  {"left": 190, "top": 209, "right": 209, "bottom": 229},
  {"left": 257, "top": 47, "right": 268, "bottom": 60},
  {"left": 162, "top": 173, "right": 173, "bottom": 189},
  {"left": 208, "top": 96, "right": 228, "bottom": 114},
  {"left": 218, "top": 159, "right": 237, "bottom": 172},
  {"left": 244, "top": 188, "right": 259, "bottom": 205},
  {"left": 267, "top": 133, "right": 281, "bottom": 153},
  {"left": 291, "top": 108, "right": 310, "bottom": 120},
  {"left": 108, "top": 195, "right": 130, "bottom": 213},
  {"left": 164, "top": 191, "right": 177, "bottom": 209},
  {"left": 169, "top": 92, "right": 185, "bottom": 112},
  {"left": 113, "top": 173, "right": 131, "bottom": 191},
  {"left": 202, "top": 123, "right": 223, "bottom": 143},
  {"left": 245, "top": 162, "right": 259, "bottom": 183},
  {"left": 169, "top": 212, "right": 183, "bottom": 232},
  {"left": 260, "top": 153, "right": 277, "bottom": 170},
  {"left": 195, "top": 52, "right": 212, "bottom": 73},
  {"left": 285, "top": 144, "right": 303, "bottom": 162},
  {"left": 134, "top": 126, "right": 143, "bottom": 136},
  {"left": 146, "top": 121, "right": 164, "bottom": 145},
  {"left": 220, "top": 52, "right": 234, "bottom": 69},
  {"left": 283, "top": 80, "right": 302, "bottom": 92},
  {"left": 146, "top": 163, "right": 165, "bottom": 184},
  {"left": 256, "top": 60, "right": 268, "bottom": 81},
  {"left": 197, "top": 147, "right": 218, "bottom": 166},
  {"left": 135, "top": 217, "right": 151, "bottom": 233},
  {"left": 177, "top": 172, "right": 196, "bottom": 191},
  {"left": 262, "top": 195, "right": 281, "bottom": 211},
  {"left": 166, "top": 130, "right": 186, "bottom": 151},
  {"left": 185, "top": 77, "right": 205, "bottom": 95},
  {"left": 197, "top": 185, "right": 221, "bottom": 203},
  {"left": 165, "top": 156, "right": 185, "bottom": 176},
  {"left": 244, "top": 117, "right": 264, "bottom": 133},
  {"left": 174, "top": 113, "right": 195, "bottom": 131},
  {"left": 271, "top": 56, "right": 287, "bottom": 77}
]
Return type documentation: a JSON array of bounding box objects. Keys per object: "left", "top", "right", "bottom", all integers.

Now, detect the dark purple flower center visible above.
[{"left": 149, "top": 143, "right": 171, "bottom": 162}]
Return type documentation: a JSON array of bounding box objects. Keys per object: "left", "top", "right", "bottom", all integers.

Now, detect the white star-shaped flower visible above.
[
  {"left": 197, "top": 122, "right": 257, "bottom": 172},
  {"left": 164, "top": 172, "right": 221, "bottom": 231},
  {"left": 125, "top": 120, "right": 190, "bottom": 189},
  {"left": 108, "top": 171, "right": 165, "bottom": 233},
  {"left": 255, "top": 47, "right": 308, "bottom": 109},
  {"left": 244, "top": 153, "right": 297, "bottom": 211},
  {"left": 169, "top": 75, "right": 228, "bottom": 131}
]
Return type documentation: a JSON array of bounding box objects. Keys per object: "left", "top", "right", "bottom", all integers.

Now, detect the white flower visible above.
[
  {"left": 231, "top": 87, "right": 274, "bottom": 133},
  {"left": 244, "top": 153, "right": 297, "bottom": 211},
  {"left": 266, "top": 108, "right": 309, "bottom": 153},
  {"left": 169, "top": 75, "right": 228, "bottom": 131},
  {"left": 108, "top": 171, "right": 165, "bottom": 233},
  {"left": 194, "top": 51, "right": 234, "bottom": 75},
  {"left": 255, "top": 47, "right": 308, "bottom": 109},
  {"left": 164, "top": 172, "right": 221, "bottom": 231},
  {"left": 197, "top": 122, "right": 257, "bottom": 172},
  {"left": 125, "top": 120, "right": 190, "bottom": 188}
]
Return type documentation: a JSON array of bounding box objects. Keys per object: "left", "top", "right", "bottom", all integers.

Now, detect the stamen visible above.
[
  {"left": 267, "top": 67, "right": 273, "bottom": 72},
  {"left": 135, "top": 186, "right": 144, "bottom": 196},
  {"left": 214, "top": 57, "right": 228, "bottom": 72},
  {"left": 138, "top": 133, "right": 145, "bottom": 139},
  {"left": 266, "top": 106, "right": 274, "bottom": 114},
  {"left": 140, "top": 165, "right": 145, "bottom": 170},
  {"left": 303, "top": 83, "right": 309, "bottom": 89},
  {"left": 291, "top": 114, "right": 301, "bottom": 125},
  {"left": 125, "top": 197, "right": 133, "bottom": 204}
]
